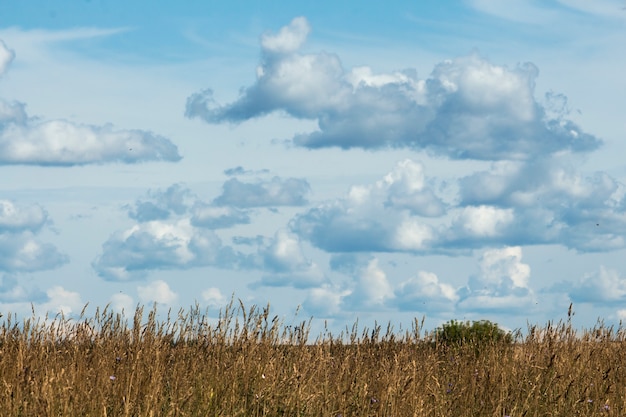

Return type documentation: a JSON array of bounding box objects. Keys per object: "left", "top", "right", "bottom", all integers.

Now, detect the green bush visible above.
[{"left": 434, "top": 319, "right": 513, "bottom": 349}]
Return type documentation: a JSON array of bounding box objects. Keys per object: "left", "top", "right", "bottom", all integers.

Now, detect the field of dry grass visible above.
[{"left": 1, "top": 301, "right": 625, "bottom": 416}]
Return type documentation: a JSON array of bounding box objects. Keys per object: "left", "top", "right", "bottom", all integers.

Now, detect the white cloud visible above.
[
  {"left": 261, "top": 230, "right": 310, "bottom": 272},
  {"left": 294, "top": 153, "right": 626, "bottom": 255},
  {"left": 458, "top": 156, "right": 626, "bottom": 251},
  {"left": 191, "top": 203, "right": 250, "bottom": 229},
  {"left": 0, "top": 119, "right": 181, "bottom": 166},
  {"left": 213, "top": 176, "right": 310, "bottom": 207},
  {"left": 202, "top": 287, "right": 228, "bottom": 308},
  {"left": 128, "top": 183, "right": 194, "bottom": 222},
  {"left": 303, "top": 285, "right": 344, "bottom": 318},
  {"left": 381, "top": 159, "right": 445, "bottom": 217},
  {"left": 457, "top": 246, "right": 535, "bottom": 314},
  {"left": 250, "top": 230, "right": 326, "bottom": 289},
  {"left": 93, "top": 219, "right": 242, "bottom": 281},
  {"left": 109, "top": 292, "right": 135, "bottom": 315},
  {"left": 0, "top": 200, "right": 48, "bottom": 233},
  {"left": 42, "top": 286, "right": 84, "bottom": 316},
  {"left": 0, "top": 199, "right": 67, "bottom": 274},
  {"left": 0, "top": 282, "right": 81, "bottom": 318},
  {"left": 0, "top": 38, "right": 181, "bottom": 166},
  {"left": 395, "top": 271, "right": 458, "bottom": 312},
  {"left": 260, "top": 16, "right": 311, "bottom": 55},
  {"left": 0, "top": 274, "right": 45, "bottom": 303},
  {"left": 569, "top": 266, "right": 626, "bottom": 305},
  {"left": 344, "top": 258, "right": 394, "bottom": 310},
  {"left": 186, "top": 19, "right": 600, "bottom": 160},
  {"left": 479, "top": 246, "right": 530, "bottom": 288},
  {"left": 0, "top": 232, "right": 68, "bottom": 273},
  {"left": 138, "top": 280, "right": 178, "bottom": 305},
  {"left": 453, "top": 205, "right": 515, "bottom": 238},
  {"left": 0, "top": 40, "right": 14, "bottom": 77},
  {"left": 393, "top": 220, "right": 435, "bottom": 251},
  {"left": 291, "top": 158, "right": 442, "bottom": 253}
]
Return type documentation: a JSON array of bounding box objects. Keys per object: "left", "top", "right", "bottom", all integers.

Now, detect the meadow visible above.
[{"left": 0, "top": 301, "right": 624, "bottom": 417}]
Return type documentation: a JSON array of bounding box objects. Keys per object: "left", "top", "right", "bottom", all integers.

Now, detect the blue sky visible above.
[{"left": 1, "top": 0, "right": 625, "bottom": 334}]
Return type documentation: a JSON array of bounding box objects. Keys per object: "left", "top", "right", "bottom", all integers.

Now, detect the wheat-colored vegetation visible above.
[{"left": 1, "top": 301, "right": 625, "bottom": 417}]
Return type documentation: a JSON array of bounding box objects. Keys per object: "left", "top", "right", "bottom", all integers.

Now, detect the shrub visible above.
[{"left": 434, "top": 319, "right": 513, "bottom": 349}]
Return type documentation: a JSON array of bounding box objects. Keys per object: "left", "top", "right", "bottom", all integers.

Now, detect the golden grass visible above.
[{"left": 1, "top": 301, "right": 625, "bottom": 416}]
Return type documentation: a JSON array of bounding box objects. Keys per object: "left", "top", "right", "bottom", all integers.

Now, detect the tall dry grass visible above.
[{"left": 0, "top": 301, "right": 625, "bottom": 416}]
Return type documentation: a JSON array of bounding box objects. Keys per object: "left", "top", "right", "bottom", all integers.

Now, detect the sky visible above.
[{"left": 1, "top": 0, "right": 625, "bottom": 335}]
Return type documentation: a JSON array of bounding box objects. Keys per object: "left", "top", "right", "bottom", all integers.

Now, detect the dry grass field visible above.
[{"left": 1, "top": 301, "right": 625, "bottom": 416}]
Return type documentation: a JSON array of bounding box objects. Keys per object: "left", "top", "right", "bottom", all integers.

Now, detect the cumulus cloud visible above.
[
  {"left": 303, "top": 285, "right": 345, "bottom": 318},
  {"left": 0, "top": 200, "right": 48, "bottom": 233},
  {"left": 138, "top": 280, "right": 178, "bottom": 305},
  {"left": 128, "top": 183, "right": 251, "bottom": 230},
  {"left": 0, "top": 39, "right": 181, "bottom": 166},
  {"left": 294, "top": 155, "right": 626, "bottom": 255},
  {"left": 128, "top": 184, "right": 194, "bottom": 222},
  {"left": 395, "top": 271, "right": 458, "bottom": 313},
  {"left": 249, "top": 230, "right": 326, "bottom": 289},
  {"left": 43, "top": 286, "right": 84, "bottom": 316},
  {"left": 568, "top": 266, "right": 626, "bottom": 305},
  {"left": 456, "top": 246, "right": 535, "bottom": 313},
  {"left": 303, "top": 258, "right": 394, "bottom": 317},
  {"left": 0, "top": 283, "right": 82, "bottom": 317},
  {"left": 343, "top": 259, "right": 394, "bottom": 310},
  {"left": 0, "top": 119, "right": 182, "bottom": 166},
  {"left": 0, "top": 274, "right": 46, "bottom": 303},
  {"left": 291, "top": 159, "right": 442, "bottom": 253},
  {"left": 303, "top": 249, "right": 537, "bottom": 317},
  {"left": 92, "top": 219, "right": 242, "bottom": 281},
  {"left": 109, "top": 292, "right": 135, "bottom": 314},
  {"left": 444, "top": 205, "right": 518, "bottom": 247},
  {"left": 213, "top": 176, "right": 310, "bottom": 207},
  {"left": 202, "top": 287, "right": 228, "bottom": 308},
  {"left": 96, "top": 177, "right": 317, "bottom": 281},
  {"left": 457, "top": 157, "right": 626, "bottom": 251},
  {"left": 0, "top": 200, "right": 67, "bottom": 274},
  {"left": 261, "top": 16, "right": 310, "bottom": 55},
  {"left": 186, "top": 18, "right": 600, "bottom": 160},
  {"left": 0, "top": 231, "right": 68, "bottom": 273}
]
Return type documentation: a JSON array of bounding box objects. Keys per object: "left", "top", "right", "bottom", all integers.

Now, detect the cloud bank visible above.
[
  {"left": 94, "top": 177, "right": 316, "bottom": 282},
  {"left": 291, "top": 156, "right": 626, "bottom": 254}
]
